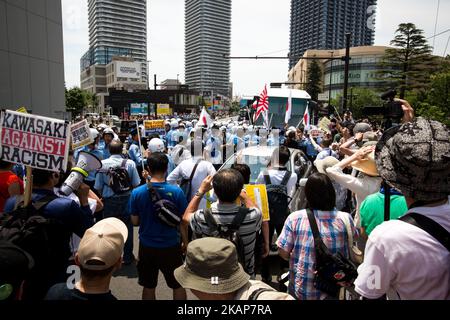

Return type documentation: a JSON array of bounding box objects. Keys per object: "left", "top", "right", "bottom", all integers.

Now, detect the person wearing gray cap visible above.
[
  {"left": 174, "top": 238, "right": 294, "bottom": 300},
  {"left": 354, "top": 117, "right": 450, "bottom": 300}
]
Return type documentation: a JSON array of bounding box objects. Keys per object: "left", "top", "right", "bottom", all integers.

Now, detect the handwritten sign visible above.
[
  {"left": 318, "top": 117, "right": 331, "bottom": 134},
  {"left": 71, "top": 119, "right": 93, "bottom": 150},
  {"left": 0, "top": 110, "right": 70, "bottom": 172},
  {"left": 144, "top": 120, "right": 165, "bottom": 136}
]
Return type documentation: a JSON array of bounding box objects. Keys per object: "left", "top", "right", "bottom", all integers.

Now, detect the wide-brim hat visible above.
[
  {"left": 351, "top": 150, "right": 379, "bottom": 177},
  {"left": 174, "top": 238, "right": 250, "bottom": 294},
  {"left": 314, "top": 156, "right": 339, "bottom": 174},
  {"left": 375, "top": 117, "right": 450, "bottom": 201}
]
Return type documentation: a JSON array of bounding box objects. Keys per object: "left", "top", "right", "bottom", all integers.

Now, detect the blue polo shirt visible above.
[{"left": 129, "top": 183, "right": 188, "bottom": 248}]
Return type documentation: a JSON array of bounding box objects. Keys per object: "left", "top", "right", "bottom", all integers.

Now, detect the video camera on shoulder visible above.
[{"left": 362, "top": 89, "right": 404, "bottom": 129}]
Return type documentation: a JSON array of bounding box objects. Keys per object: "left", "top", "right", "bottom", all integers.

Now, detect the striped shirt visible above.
[
  {"left": 190, "top": 202, "right": 262, "bottom": 275},
  {"left": 277, "top": 209, "right": 356, "bottom": 300}
]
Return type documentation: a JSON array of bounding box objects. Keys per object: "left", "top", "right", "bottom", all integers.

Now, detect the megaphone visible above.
[{"left": 60, "top": 151, "right": 102, "bottom": 196}]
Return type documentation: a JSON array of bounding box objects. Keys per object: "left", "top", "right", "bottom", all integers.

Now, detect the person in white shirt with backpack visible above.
[
  {"left": 95, "top": 141, "right": 140, "bottom": 265},
  {"left": 255, "top": 146, "right": 297, "bottom": 284}
]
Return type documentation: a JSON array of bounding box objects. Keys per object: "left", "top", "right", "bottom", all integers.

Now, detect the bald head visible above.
[{"left": 109, "top": 141, "right": 123, "bottom": 155}]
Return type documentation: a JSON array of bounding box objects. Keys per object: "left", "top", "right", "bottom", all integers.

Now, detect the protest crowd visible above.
[{"left": 0, "top": 97, "right": 449, "bottom": 301}]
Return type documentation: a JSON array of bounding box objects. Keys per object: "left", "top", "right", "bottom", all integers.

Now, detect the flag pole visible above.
[{"left": 136, "top": 120, "right": 145, "bottom": 171}]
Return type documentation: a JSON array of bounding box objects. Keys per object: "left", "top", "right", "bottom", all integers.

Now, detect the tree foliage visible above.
[
  {"left": 65, "top": 87, "right": 96, "bottom": 117},
  {"left": 378, "top": 23, "right": 438, "bottom": 98},
  {"left": 331, "top": 88, "right": 382, "bottom": 119},
  {"left": 306, "top": 59, "right": 322, "bottom": 101},
  {"left": 407, "top": 69, "right": 450, "bottom": 127}
]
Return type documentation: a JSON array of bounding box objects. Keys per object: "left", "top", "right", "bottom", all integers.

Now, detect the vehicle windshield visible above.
[{"left": 221, "top": 153, "right": 292, "bottom": 184}]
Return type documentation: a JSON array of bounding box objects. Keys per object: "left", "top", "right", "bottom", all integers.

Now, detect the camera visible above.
[
  {"left": 362, "top": 89, "right": 404, "bottom": 129},
  {"left": 381, "top": 89, "right": 404, "bottom": 122}
]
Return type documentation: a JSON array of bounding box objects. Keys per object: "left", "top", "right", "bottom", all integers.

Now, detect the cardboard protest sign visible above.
[
  {"left": 318, "top": 117, "right": 331, "bottom": 134},
  {"left": 0, "top": 110, "right": 70, "bottom": 172},
  {"left": 144, "top": 120, "right": 165, "bottom": 136},
  {"left": 244, "top": 184, "right": 270, "bottom": 222},
  {"left": 71, "top": 119, "right": 93, "bottom": 150}
]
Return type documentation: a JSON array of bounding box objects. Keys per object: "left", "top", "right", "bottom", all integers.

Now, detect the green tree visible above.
[
  {"left": 305, "top": 59, "right": 322, "bottom": 101},
  {"left": 412, "top": 71, "right": 450, "bottom": 127},
  {"left": 331, "top": 88, "right": 381, "bottom": 119},
  {"left": 378, "top": 23, "right": 437, "bottom": 98},
  {"left": 65, "top": 87, "right": 91, "bottom": 117}
]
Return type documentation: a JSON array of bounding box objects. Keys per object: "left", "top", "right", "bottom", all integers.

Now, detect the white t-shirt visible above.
[
  {"left": 326, "top": 165, "right": 382, "bottom": 227},
  {"left": 255, "top": 169, "right": 298, "bottom": 211},
  {"left": 54, "top": 188, "right": 97, "bottom": 255},
  {"left": 167, "top": 157, "right": 217, "bottom": 209},
  {"left": 354, "top": 203, "right": 450, "bottom": 300}
]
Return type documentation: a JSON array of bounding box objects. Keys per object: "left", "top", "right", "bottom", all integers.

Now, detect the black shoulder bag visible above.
[
  {"left": 306, "top": 208, "right": 358, "bottom": 297},
  {"left": 148, "top": 183, "right": 182, "bottom": 228},
  {"left": 400, "top": 212, "right": 450, "bottom": 252}
]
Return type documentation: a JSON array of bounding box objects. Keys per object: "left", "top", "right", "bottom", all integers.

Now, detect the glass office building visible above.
[
  {"left": 185, "top": 0, "right": 231, "bottom": 97},
  {"left": 289, "top": 0, "right": 377, "bottom": 69},
  {"left": 80, "top": 0, "right": 147, "bottom": 81}
]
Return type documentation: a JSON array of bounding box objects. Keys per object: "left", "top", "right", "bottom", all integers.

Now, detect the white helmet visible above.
[
  {"left": 185, "top": 121, "right": 193, "bottom": 128},
  {"left": 170, "top": 120, "right": 178, "bottom": 128},
  {"left": 148, "top": 138, "right": 165, "bottom": 153},
  {"left": 90, "top": 128, "right": 100, "bottom": 140},
  {"left": 103, "top": 128, "right": 114, "bottom": 136}
]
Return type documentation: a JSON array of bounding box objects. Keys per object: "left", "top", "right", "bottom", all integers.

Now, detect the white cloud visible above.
[{"left": 62, "top": 0, "right": 450, "bottom": 95}]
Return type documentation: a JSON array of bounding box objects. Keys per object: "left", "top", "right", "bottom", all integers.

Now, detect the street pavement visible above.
[{"left": 110, "top": 227, "right": 283, "bottom": 300}]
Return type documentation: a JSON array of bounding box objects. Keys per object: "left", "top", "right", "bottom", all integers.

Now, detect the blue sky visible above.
[{"left": 62, "top": 0, "right": 450, "bottom": 96}]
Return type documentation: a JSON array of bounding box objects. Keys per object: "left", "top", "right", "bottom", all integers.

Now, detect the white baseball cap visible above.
[
  {"left": 148, "top": 138, "right": 165, "bottom": 153},
  {"left": 77, "top": 218, "right": 128, "bottom": 271}
]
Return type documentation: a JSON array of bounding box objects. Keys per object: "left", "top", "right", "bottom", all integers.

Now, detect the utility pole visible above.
[
  {"left": 328, "top": 51, "right": 334, "bottom": 107},
  {"left": 342, "top": 33, "right": 351, "bottom": 112}
]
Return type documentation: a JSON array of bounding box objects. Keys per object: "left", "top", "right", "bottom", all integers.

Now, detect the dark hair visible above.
[
  {"left": 147, "top": 152, "right": 168, "bottom": 174},
  {"left": 0, "top": 160, "right": 13, "bottom": 170},
  {"left": 32, "top": 169, "right": 55, "bottom": 186},
  {"left": 231, "top": 163, "right": 251, "bottom": 184},
  {"left": 272, "top": 146, "right": 291, "bottom": 166},
  {"left": 321, "top": 138, "right": 332, "bottom": 148},
  {"left": 287, "top": 131, "right": 296, "bottom": 140},
  {"left": 109, "top": 141, "right": 123, "bottom": 155},
  {"left": 141, "top": 137, "right": 148, "bottom": 150},
  {"left": 148, "top": 134, "right": 160, "bottom": 141},
  {"left": 305, "top": 173, "right": 336, "bottom": 211},
  {"left": 55, "top": 161, "right": 73, "bottom": 188},
  {"left": 213, "top": 169, "right": 244, "bottom": 203}
]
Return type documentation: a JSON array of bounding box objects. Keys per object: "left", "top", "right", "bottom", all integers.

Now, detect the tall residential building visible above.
[
  {"left": 0, "top": 0, "right": 67, "bottom": 118},
  {"left": 185, "top": 0, "right": 231, "bottom": 97},
  {"left": 289, "top": 0, "right": 377, "bottom": 69},
  {"left": 80, "top": 0, "right": 147, "bottom": 84}
]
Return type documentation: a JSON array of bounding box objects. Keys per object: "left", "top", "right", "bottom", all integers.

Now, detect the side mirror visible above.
[{"left": 299, "top": 178, "right": 308, "bottom": 187}]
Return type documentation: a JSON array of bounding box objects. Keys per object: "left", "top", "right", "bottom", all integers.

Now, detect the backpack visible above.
[
  {"left": 0, "top": 194, "right": 62, "bottom": 298},
  {"left": 264, "top": 170, "right": 292, "bottom": 226},
  {"left": 203, "top": 207, "right": 249, "bottom": 270},
  {"left": 106, "top": 159, "right": 132, "bottom": 194},
  {"left": 180, "top": 159, "right": 201, "bottom": 201},
  {"left": 306, "top": 208, "right": 357, "bottom": 298},
  {"left": 147, "top": 184, "right": 182, "bottom": 228}
]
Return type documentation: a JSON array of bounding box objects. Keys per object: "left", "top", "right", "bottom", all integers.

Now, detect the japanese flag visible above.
[
  {"left": 199, "top": 107, "right": 213, "bottom": 127},
  {"left": 285, "top": 89, "right": 292, "bottom": 124},
  {"left": 303, "top": 103, "right": 310, "bottom": 130}
]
